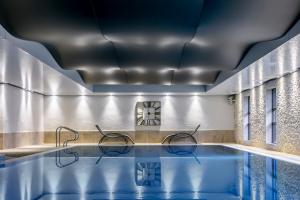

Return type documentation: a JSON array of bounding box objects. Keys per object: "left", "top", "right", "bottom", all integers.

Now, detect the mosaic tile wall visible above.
[{"left": 235, "top": 70, "right": 300, "bottom": 155}]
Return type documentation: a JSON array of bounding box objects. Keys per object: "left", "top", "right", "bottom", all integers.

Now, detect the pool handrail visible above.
[{"left": 56, "top": 126, "right": 80, "bottom": 147}]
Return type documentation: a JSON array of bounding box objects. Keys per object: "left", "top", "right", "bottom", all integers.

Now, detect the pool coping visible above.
[{"left": 217, "top": 143, "right": 300, "bottom": 165}]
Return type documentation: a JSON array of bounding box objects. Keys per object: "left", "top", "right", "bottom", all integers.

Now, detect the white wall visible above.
[
  {"left": 0, "top": 39, "right": 44, "bottom": 135},
  {"left": 44, "top": 95, "right": 234, "bottom": 131},
  {"left": 0, "top": 85, "right": 44, "bottom": 134},
  {"left": 0, "top": 86, "right": 3, "bottom": 134},
  {"left": 0, "top": 86, "right": 234, "bottom": 133},
  {"left": 0, "top": 38, "right": 90, "bottom": 135}
]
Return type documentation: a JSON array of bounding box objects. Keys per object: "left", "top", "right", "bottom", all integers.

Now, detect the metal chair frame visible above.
[
  {"left": 95, "top": 125, "right": 135, "bottom": 144},
  {"left": 161, "top": 124, "right": 201, "bottom": 144}
]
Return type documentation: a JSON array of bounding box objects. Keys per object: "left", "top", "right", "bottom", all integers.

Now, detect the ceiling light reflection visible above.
[
  {"left": 70, "top": 35, "right": 108, "bottom": 47},
  {"left": 0, "top": 168, "right": 8, "bottom": 200},
  {"left": 158, "top": 37, "right": 179, "bottom": 48},
  {"left": 136, "top": 187, "right": 144, "bottom": 199},
  {"left": 191, "top": 38, "right": 209, "bottom": 47},
  {"left": 109, "top": 34, "right": 182, "bottom": 47}
]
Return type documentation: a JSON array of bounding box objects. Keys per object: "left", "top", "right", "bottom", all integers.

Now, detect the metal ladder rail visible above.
[{"left": 56, "top": 126, "right": 80, "bottom": 147}]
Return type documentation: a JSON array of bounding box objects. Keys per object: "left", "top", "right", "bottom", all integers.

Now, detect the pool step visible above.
[{"left": 37, "top": 193, "right": 241, "bottom": 200}]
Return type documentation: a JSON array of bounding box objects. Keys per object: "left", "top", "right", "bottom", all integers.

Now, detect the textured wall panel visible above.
[
  {"left": 248, "top": 86, "right": 266, "bottom": 147},
  {"left": 235, "top": 70, "right": 300, "bottom": 155},
  {"left": 277, "top": 71, "right": 300, "bottom": 154}
]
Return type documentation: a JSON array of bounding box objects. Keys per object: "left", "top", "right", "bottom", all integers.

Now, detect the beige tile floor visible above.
[{"left": 1, "top": 143, "right": 300, "bottom": 165}]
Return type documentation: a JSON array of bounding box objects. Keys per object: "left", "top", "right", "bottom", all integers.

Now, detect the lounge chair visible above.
[
  {"left": 95, "top": 124, "right": 135, "bottom": 144},
  {"left": 161, "top": 124, "right": 200, "bottom": 144}
]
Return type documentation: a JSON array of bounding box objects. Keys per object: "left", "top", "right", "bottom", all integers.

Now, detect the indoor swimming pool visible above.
[{"left": 0, "top": 145, "right": 299, "bottom": 200}]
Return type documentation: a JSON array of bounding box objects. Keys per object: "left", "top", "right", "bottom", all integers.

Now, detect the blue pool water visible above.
[{"left": 0, "top": 145, "right": 300, "bottom": 200}]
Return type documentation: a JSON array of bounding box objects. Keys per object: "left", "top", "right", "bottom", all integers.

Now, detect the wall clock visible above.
[{"left": 136, "top": 101, "right": 161, "bottom": 126}]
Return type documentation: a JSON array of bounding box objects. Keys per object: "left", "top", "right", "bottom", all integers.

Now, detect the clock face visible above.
[{"left": 136, "top": 101, "right": 161, "bottom": 126}]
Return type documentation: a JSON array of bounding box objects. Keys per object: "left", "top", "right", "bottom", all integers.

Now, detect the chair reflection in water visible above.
[
  {"left": 164, "top": 145, "right": 201, "bottom": 165},
  {"left": 162, "top": 124, "right": 201, "bottom": 144},
  {"left": 95, "top": 145, "right": 133, "bottom": 165}
]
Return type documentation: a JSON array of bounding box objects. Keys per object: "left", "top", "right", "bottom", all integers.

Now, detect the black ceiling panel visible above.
[
  {"left": 0, "top": 0, "right": 299, "bottom": 86},
  {"left": 173, "top": 68, "right": 219, "bottom": 85},
  {"left": 126, "top": 69, "right": 174, "bottom": 85},
  {"left": 79, "top": 69, "right": 127, "bottom": 84},
  {"left": 180, "top": 0, "right": 300, "bottom": 71}
]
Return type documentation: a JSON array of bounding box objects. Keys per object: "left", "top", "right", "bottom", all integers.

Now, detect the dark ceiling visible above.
[{"left": 0, "top": 0, "right": 299, "bottom": 86}]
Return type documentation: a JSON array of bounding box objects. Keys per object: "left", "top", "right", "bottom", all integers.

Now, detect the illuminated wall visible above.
[
  {"left": 0, "top": 85, "right": 44, "bottom": 148},
  {"left": 0, "top": 86, "right": 3, "bottom": 149},
  {"left": 0, "top": 39, "right": 45, "bottom": 149},
  {"left": 0, "top": 37, "right": 90, "bottom": 149},
  {"left": 44, "top": 95, "right": 234, "bottom": 131}
]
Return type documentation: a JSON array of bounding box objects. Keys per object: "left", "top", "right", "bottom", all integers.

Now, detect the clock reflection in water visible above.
[
  {"left": 136, "top": 101, "right": 161, "bottom": 126},
  {"left": 135, "top": 162, "right": 161, "bottom": 187}
]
